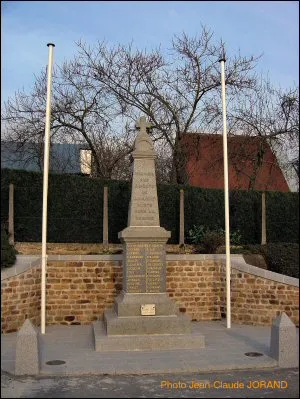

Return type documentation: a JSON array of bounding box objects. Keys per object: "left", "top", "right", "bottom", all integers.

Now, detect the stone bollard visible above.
[
  {"left": 270, "top": 312, "right": 298, "bottom": 368},
  {"left": 15, "top": 319, "right": 40, "bottom": 375}
]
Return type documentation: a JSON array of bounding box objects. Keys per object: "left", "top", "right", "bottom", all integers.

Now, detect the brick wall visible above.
[
  {"left": 1, "top": 255, "right": 298, "bottom": 333},
  {"left": 166, "top": 259, "right": 222, "bottom": 321},
  {"left": 228, "top": 269, "right": 299, "bottom": 325},
  {"left": 46, "top": 260, "right": 122, "bottom": 325},
  {"left": 1, "top": 264, "right": 41, "bottom": 333}
]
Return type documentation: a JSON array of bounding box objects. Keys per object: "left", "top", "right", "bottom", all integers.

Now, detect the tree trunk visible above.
[
  {"left": 248, "top": 140, "right": 266, "bottom": 190},
  {"left": 171, "top": 138, "right": 188, "bottom": 185}
]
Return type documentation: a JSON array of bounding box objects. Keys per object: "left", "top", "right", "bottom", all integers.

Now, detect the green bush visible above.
[
  {"left": 230, "top": 229, "right": 243, "bottom": 245},
  {"left": 188, "top": 225, "right": 226, "bottom": 253},
  {"left": 1, "top": 224, "right": 17, "bottom": 268},
  {"left": 188, "top": 225, "right": 242, "bottom": 246},
  {"left": 188, "top": 225, "right": 206, "bottom": 245}
]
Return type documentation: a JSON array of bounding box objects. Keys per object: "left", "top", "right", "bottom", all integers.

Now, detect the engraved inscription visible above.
[
  {"left": 125, "top": 244, "right": 145, "bottom": 292},
  {"left": 125, "top": 243, "right": 165, "bottom": 293},
  {"left": 129, "top": 160, "right": 160, "bottom": 226}
]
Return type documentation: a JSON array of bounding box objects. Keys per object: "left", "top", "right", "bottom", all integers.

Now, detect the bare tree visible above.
[
  {"left": 76, "top": 27, "right": 259, "bottom": 184},
  {"left": 5, "top": 28, "right": 295, "bottom": 189},
  {"left": 2, "top": 82, "right": 51, "bottom": 171},
  {"left": 227, "top": 79, "right": 299, "bottom": 190},
  {"left": 2, "top": 58, "right": 135, "bottom": 179}
]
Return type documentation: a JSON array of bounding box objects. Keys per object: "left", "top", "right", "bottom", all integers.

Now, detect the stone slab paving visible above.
[{"left": 2, "top": 321, "right": 298, "bottom": 376}]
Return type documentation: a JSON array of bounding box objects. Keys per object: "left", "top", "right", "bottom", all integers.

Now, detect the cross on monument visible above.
[{"left": 136, "top": 116, "right": 152, "bottom": 134}]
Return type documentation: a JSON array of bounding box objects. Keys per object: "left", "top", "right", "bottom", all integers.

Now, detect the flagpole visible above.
[
  {"left": 219, "top": 53, "right": 231, "bottom": 329},
  {"left": 41, "top": 43, "right": 55, "bottom": 334}
]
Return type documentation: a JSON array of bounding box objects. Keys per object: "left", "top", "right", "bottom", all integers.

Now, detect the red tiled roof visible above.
[{"left": 182, "top": 133, "right": 290, "bottom": 192}]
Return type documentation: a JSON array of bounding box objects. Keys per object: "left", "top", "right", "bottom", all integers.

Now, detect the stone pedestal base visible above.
[
  {"left": 104, "top": 309, "right": 191, "bottom": 335},
  {"left": 94, "top": 291, "right": 206, "bottom": 352},
  {"left": 114, "top": 292, "right": 182, "bottom": 317},
  {"left": 105, "top": 292, "right": 192, "bottom": 335},
  {"left": 93, "top": 321, "right": 205, "bottom": 352}
]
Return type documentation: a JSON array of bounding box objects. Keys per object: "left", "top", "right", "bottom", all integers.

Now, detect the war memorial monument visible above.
[{"left": 93, "top": 116, "right": 205, "bottom": 351}]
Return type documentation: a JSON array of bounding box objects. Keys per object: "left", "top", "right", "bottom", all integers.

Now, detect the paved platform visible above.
[{"left": 2, "top": 321, "right": 298, "bottom": 376}]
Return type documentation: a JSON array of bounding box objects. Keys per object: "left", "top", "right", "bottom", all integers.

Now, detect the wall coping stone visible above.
[
  {"left": 1, "top": 254, "right": 298, "bottom": 288},
  {"left": 1, "top": 256, "right": 41, "bottom": 281},
  {"left": 48, "top": 254, "right": 123, "bottom": 261},
  {"left": 167, "top": 254, "right": 299, "bottom": 287}
]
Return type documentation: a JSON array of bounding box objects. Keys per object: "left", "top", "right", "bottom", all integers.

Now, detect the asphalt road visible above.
[{"left": 1, "top": 368, "right": 299, "bottom": 398}]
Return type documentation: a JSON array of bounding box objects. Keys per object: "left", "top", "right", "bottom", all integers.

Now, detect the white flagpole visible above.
[
  {"left": 41, "top": 43, "right": 55, "bottom": 334},
  {"left": 219, "top": 52, "right": 231, "bottom": 329}
]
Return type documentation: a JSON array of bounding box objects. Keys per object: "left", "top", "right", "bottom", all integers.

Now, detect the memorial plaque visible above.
[
  {"left": 124, "top": 242, "right": 165, "bottom": 293},
  {"left": 141, "top": 304, "right": 156, "bottom": 316},
  {"left": 125, "top": 243, "right": 146, "bottom": 292}
]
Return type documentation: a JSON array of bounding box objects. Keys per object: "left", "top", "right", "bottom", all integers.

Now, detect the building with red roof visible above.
[{"left": 182, "top": 133, "right": 290, "bottom": 192}]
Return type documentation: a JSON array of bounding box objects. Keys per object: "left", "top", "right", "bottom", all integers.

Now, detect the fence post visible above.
[
  {"left": 179, "top": 189, "right": 185, "bottom": 246},
  {"left": 8, "top": 183, "right": 15, "bottom": 245},
  {"left": 103, "top": 186, "right": 108, "bottom": 246},
  {"left": 261, "top": 191, "right": 266, "bottom": 245}
]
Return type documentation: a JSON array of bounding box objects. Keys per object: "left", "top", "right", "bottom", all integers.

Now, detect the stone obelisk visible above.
[
  {"left": 93, "top": 116, "right": 205, "bottom": 351},
  {"left": 118, "top": 116, "right": 171, "bottom": 294}
]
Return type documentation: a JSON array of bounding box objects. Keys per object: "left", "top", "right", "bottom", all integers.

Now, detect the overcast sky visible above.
[{"left": 2, "top": 1, "right": 299, "bottom": 104}]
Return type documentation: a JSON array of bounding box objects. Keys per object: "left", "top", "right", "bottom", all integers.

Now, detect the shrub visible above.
[
  {"left": 229, "top": 229, "right": 242, "bottom": 245},
  {"left": 188, "top": 225, "right": 242, "bottom": 246},
  {"left": 260, "top": 243, "right": 298, "bottom": 278},
  {"left": 1, "top": 224, "right": 17, "bottom": 268},
  {"left": 202, "top": 230, "right": 225, "bottom": 254},
  {"left": 214, "top": 227, "right": 243, "bottom": 246},
  {"left": 243, "top": 243, "right": 299, "bottom": 278},
  {"left": 188, "top": 225, "right": 206, "bottom": 245}
]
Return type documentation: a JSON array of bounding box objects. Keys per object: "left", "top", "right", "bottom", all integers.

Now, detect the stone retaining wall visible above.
[
  {"left": 1, "top": 258, "right": 41, "bottom": 333},
  {"left": 1, "top": 255, "right": 298, "bottom": 333},
  {"left": 229, "top": 268, "right": 298, "bottom": 325}
]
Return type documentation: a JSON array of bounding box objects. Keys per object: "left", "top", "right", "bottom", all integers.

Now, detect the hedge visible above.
[
  {"left": 1, "top": 223, "right": 17, "bottom": 268},
  {"left": 265, "top": 191, "right": 299, "bottom": 243},
  {"left": 1, "top": 168, "right": 298, "bottom": 244},
  {"left": 261, "top": 243, "right": 299, "bottom": 278}
]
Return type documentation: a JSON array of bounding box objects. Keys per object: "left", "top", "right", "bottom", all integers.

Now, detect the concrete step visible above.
[
  {"left": 104, "top": 309, "right": 191, "bottom": 335},
  {"left": 93, "top": 320, "right": 205, "bottom": 352}
]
